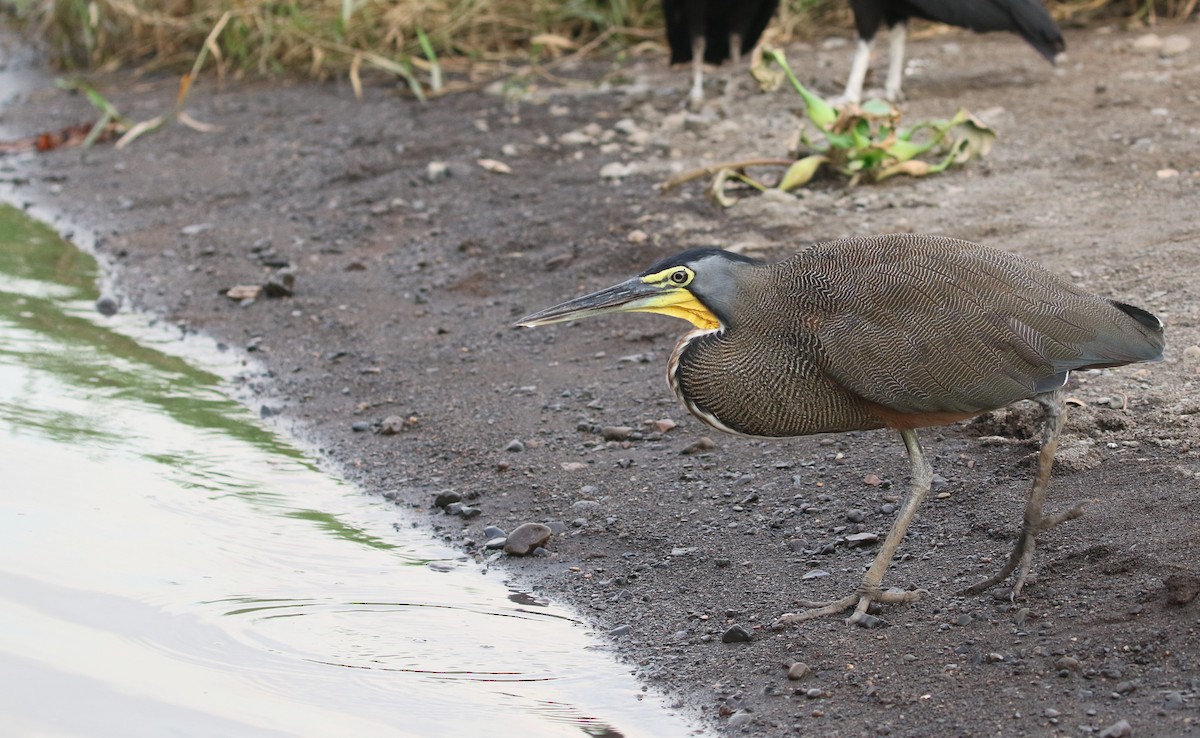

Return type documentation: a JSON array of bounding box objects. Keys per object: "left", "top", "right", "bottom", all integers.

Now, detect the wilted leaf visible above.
[
  {"left": 860, "top": 98, "right": 894, "bottom": 117},
  {"left": 708, "top": 168, "right": 739, "bottom": 208},
  {"left": 777, "top": 155, "right": 828, "bottom": 191},
  {"left": 876, "top": 159, "right": 932, "bottom": 180},
  {"left": 947, "top": 111, "right": 996, "bottom": 163}
]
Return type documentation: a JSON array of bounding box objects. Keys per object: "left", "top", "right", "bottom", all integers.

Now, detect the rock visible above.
[
  {"left": 226, "top": 284, "right": 262, "bottom": 302},
  {"left": 180, "top": 222, "right": 213, "bottom": 235},
  {"left": 727, "top": 710, "right": 752, "bottom": 729},
  {"left": 721, "top": 624, "right": 753, "bottom": 643},
  {"left": 426, "top": 161, "right": 449, "bottom": 182},
  {"left": 787, "top": 662, "right": 810, "bottom": 680},
  {"left": 1182, "top": 345, "right": 1200, "bottom": 363},
  {"left": 484, "top": 536, "right": 507, "bottom": 549},
  {"left": 801, "top": 569, "right": 830, "bottom": 580},
  {"left": 483, "top": 525, "right": 506, "bottom": 539},
  {"left": 627, "top": 229, "right": 648, "bottom": 244},
  {"left": 95, "top": 295, "right": 119, "bottom": 316},
  {"left": 845, "top": 532, "right": 879, "bottom": 547},
  {"left": 457, "top": 505, "right": 481, "bottom": 519},
  {"left": 599, "top": 162, "right": 634, "bottom": 179},
  {"left": 445, "top": 501, "right": 464, "bottom": 515},
  {"left": 1098, "top": 719, "right": 1131, "bottom": 738},
  {"left": 1161, "top": 35, "right": 1191, "bottom": 57},
  {"left": 681, "top": 436, "right": 716, "bottom": 455},
  {"left": 572, "top": 499, "right": 601, "bottom": 513},
  {"left": 263, "top": 268, "right": 295, "bottom": 298},
  {"left": 503, "top": 522, "right": 552, "bottom": 555},
  {"left": 504, "top": 438, "right": 525, "bottom": 452},
  {"left": 608, "top": 624, "right": 632, "bottom": 637},
  {"left": 379, "top": 415, "right": 411, "bottom": 435},
  {"left": 846, "top": 508, "right": 866, "bottom": 523},
  {"left": 1053, "top": 655, "right": 1080, "bottom": 673},
  {"left": 805, "top": 688, "right": 824, "bottom": 699},
  {"left": 601, "top": 426, "right": 634, "bottom": 441},
  {"left": 351, "top": 421, "right": 372, "bottom": 432},
  {"left": 434, "top": 491, "right": 461, "bottom": 508},
  {"left": 1133, "top": 33, "right": 1163, "bottom": 52},
  {"left": 1165, "top": 573, "right": 1200, "bottom": 605}
]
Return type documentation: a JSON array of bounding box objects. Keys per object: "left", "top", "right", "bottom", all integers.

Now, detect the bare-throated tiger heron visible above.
[{"left": 516, "top": 234, "right": 1165, "bottom": 626}]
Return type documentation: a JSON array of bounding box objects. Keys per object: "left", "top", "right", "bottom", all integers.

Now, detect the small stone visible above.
[
  {"left": 180, "top": 222, "right": 213, "bottom": 236},
  {"left": 434, "top": 491, "right": 461, "bottom": 508},
  {"left": 379, "top": 415, "right": 410, "bottom": 435},
  {"left": 1182, "top": 345, "right": 1200, "bottom": 363},
  {"left": 226, "top": 284, "right": 262, "bottom": 301},
  {"left": 444, "top": 501, "right": 464, "bottom": 515},
  {"left": 601, "top": 426, "right": 633, "bottom": 441},
  {"left": 1164, "top": 691, "right": 1185, "bottom": 711},
  {"left": 426, "top": 161, "right": 449, "bottom": 182},
  {"left": 483, "top": 525, "right": 506, "bottom": 539},
  {"left": 805, "top": 688, "right": 824, "bottom": 699},
  {"left": 599, "top": 162, "right": 634, "bottom": 179},
  {"left": 608, "top": 624, "right": 633, "bottom": 637},
  {"left": 351, "top": 421, "right": 372, "bottom": 433},
  {"left": 955, "top": 614, "right": 973, "bottom": 626},
  {"left": 572, "top": 499, "right": 601, "bottom": 513},
  {"left": 801, "top": 569, "right": 830, "bottom": 580},
  {"left": 457, "top": 505, "right": 481, "bottom": 519},
  {"left": 1098, "top": 719, "right": 1131, "bottom": 738},
  {"left": 846, "top": 509, "right": 866, "bottom": 523},
  {"left": 1157, "top": 168, "right": 1180, "bottom": 179},
  {"left": 1161, "top": 34, "right": 1191, "bottom": 57},
  {"left": 263, "top": 268, "right": 295, "bottom": 298},
  {"left": 651, "top": 418, "right": 677, "bottom": 433},
  {"left": 545, "top": 521, "right": 569, "bottom": 534},
  {"left": 1044, "top": 708, "right": 1060, "bottom": 718},
  {"left": 503, "top": 522, "right": 552, "bottom": 555},
  {"left": 727, "top": 710, "right": 752, "bottom": 729},
  {"left": 1132, "top": 33, "right": 1163, "bottom": 52},
  {"left": 1165, "top": 573, "right": 1200, "bottom": 605},
  {"left": 95, "top": 295, "right": 119, "bottom": 316},
  {"left": 863, "top": 473, "right": 883, "bottom": 486},
  {"left": 681, "top": 436, "right": 716, "bottom": 455},
  {"left": 627, "top": 229, "right": 648, "bottom": 244},
  {"left": 721, "top": 624, "right": 753, "bottom": 643},
  {"left": 880, "top": 503, "right": 896, "bottom": 515},
  {"left": 787, "top": 662, "right": 810, "bottom": 680},
  {"left": 1054, "top": 655, "right": 1081, "bottom": 672},
  {"left": 484, "top": 536, "right": 507, "bottom": 549},
  {"left": 845, "top": 532, "right": 879, "bottom": 547},
  {"left": 504, "top": 438, "right": 525, "bottom": 452}
]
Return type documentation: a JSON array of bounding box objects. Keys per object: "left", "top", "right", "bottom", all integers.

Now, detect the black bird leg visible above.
[
  {"left": 964, "top": 390, "right": 1088, "bottom": 597},
  {"left": 778, "top": 428, "right": 930, "bottom": 626}
]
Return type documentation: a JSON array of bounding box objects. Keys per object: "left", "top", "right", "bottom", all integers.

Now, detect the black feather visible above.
[
  {"left": 663, "top": 0, "right": 780, "bottom": 65},
  {"left": 849, "top": 0, "right": 1064, "bottom": 61}
]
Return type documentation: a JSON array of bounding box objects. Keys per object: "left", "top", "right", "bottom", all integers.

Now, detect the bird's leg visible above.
[
  {"left": 837, "top": 37, "right": 873, "bottom": 105},
  {"left": 778, "top": 428, "right": 931, "bottom": 627},
  {"left": 688, "top": 36, "right": 706, "bottom": 109},
  {"left": 720, "top": 34, "right": 743, "bottom": 109},
  {"left": 884, "top": 21, "right": 907, "bottom": 102},
  {"left": 964, "top": 391, "right": 1088, "bottom": 597}
]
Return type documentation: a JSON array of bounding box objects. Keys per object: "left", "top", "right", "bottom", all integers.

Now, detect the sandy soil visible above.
[{"left": 4, "top": 17, "right": 1200, "bottom": 737}]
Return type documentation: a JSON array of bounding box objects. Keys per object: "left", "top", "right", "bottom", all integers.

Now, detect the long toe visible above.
[{"left": 776, "top": 587, "right": 925, "bottom": 628}]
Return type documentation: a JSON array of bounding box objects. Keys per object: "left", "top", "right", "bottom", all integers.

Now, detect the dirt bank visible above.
[{"left": 4, "top": 18, "right": 1200, "bottom": 737}]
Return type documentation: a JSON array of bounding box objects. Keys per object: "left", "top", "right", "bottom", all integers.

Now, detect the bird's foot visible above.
[
  {"left": 963, "top": 500, "right": 1092, "bottom": 597},
  {"left": 776, "top": 585, "right": 927, "bottom": 628}
]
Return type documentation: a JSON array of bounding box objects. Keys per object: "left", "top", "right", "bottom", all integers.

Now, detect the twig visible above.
[{"left": 660, "top": 158, "right": 795, "bottom": 192}]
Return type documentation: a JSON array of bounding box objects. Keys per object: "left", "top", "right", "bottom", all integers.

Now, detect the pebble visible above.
[
  {"left": 601, "top": 426, "right": 633, "bottom": 441},
  {"left": 179, "top": 222, "right": 213, "bottom": 235},
  {"left": 805, "top": 688, "right": 824, "bottom": 699},
  {"left": 504, "top": 438, "right": 525, "bottom": 452},
  {"left": 1162, "top": 35, "right": 1191, "bottom": 57},
  {"left": 263, "top": 268, "right": 294, "bottom": 298},
  {"left": 503, "top": 522, "right": 552, "bottom": 555},
  {"left": 721, "top": 624, "right": 753, "bottom": 643},
  {"left": 483, "top": 525, "right": 506, "bottom": 539},
  {"left": 599, "top": 162, "right": 634, "bottom": 179},
  {"left": 845, "top": 532, "right": 879, "bottom": 547},
  {"left": 351, "top": 421, "right": 372, "bottom": 432},
  {"left": 681, "top": 436, "right": 716, "bottom": 455},
  {"left": 1054, "top": 655, "right": 1081, "bottom": 672},
  {"left": 801, "top": 569, "right": 830, "bottom": 580},
  {"left": 1098, "top": 719, "right": 1131, "bottom": 738},
  {"left": 846, "top": 509, "right": 866, "bottom": 523},
  {"left": 608, "top": 624, "right": 632, "bottom": 637},
  {"left": 484, "top": 536, "right": 507, "bottom": 549},
  {"left": 1133, "top": 33, "right": 1163, "bottom": 52},
  {"left": 727, "top": 710, "right": 753, "bottom": 729},
  {"left": 434, "top": 491, "right": 461, "bottom": 508},
  {"left": 787, "top": 662, "right": 810, "bottom": 680},
  {"left": 572, "top": 499, "right": 601, "bottom": 513},
  {"left": 545, "top": 520, "right": 569, "bottom": 534},
  {"left": 379, "top": 415, "right": 409, "bottom": 435},
  {"left": 955, "top": 614, "right": 973, "bottom": 626},
  {"left": 880, "top": 503, "right": 896, "bottom": 515},
  {"left": 426, "top": 161, "right": 449, "bottom": 182},
  {"left": 95, "top": 295, "right": 119, "bottom": 316}
]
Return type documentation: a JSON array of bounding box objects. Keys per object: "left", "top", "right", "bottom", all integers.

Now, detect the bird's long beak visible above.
[{"left": 516, "top": 277, "right": 672, "bottom": 327}]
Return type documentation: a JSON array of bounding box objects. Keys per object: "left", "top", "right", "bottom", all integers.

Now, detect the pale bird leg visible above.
[
  {"left": 964, "top": 391, "right": 1088, "bottom": 597},
  {"left": 838, "top": 38, "right": 873, "bottom": 105},
  {"left": 720, "top": 33, "right": 743, "bottom": 109},
  {"left": 778, "top": 428, "right": 930, "bottom": 627},
  {"left": 884, "top": 21, "right": 907, "bottom": 102},
  {"left": 689, "top": 36, "right": 706, "bottom": 109}
]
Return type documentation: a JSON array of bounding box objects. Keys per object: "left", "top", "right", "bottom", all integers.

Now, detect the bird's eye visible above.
[{"left": 670, "top": 270, "right": 689, "bottom": 284}]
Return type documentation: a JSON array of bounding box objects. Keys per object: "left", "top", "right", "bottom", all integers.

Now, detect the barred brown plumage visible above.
[{"left": 516, "top": 234, "right": 1164, "bottom": 626}]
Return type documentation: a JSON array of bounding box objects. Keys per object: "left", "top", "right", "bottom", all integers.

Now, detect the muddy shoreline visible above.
[{"left": 5, "top": 20, "right": 1200, "bottom": 736}]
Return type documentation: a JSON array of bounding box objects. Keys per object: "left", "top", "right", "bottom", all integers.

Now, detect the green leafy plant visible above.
[{"left": 662, "top": 47, "right": 996, "bottom": 206}]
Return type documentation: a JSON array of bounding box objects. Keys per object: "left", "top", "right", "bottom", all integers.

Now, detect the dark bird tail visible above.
[{"left": 908, "top": 0, "right": 1065, "bottom": 62}]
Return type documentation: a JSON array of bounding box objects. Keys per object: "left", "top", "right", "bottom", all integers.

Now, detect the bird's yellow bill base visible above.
[{"left": 516, "top": 276, "right": 720, "bottom": 331}]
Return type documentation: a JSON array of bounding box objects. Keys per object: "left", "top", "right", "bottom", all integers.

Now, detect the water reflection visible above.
[{"left": 0, "top": 204, "right": 700, "bottom": 737}]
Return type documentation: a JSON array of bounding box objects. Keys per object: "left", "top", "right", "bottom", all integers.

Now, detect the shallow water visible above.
[{"left": 0, "top": 204, "right": 699, "bottom": 737}]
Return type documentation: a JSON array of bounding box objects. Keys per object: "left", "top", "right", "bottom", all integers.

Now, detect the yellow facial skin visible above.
[{"left": 633, "top": 267, "right": 720, "bottom": 330}]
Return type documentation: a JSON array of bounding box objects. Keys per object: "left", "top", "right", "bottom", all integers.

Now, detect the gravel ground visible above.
[{"left": 4, "top": 17, "right": 1200, "bottom": 737}]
